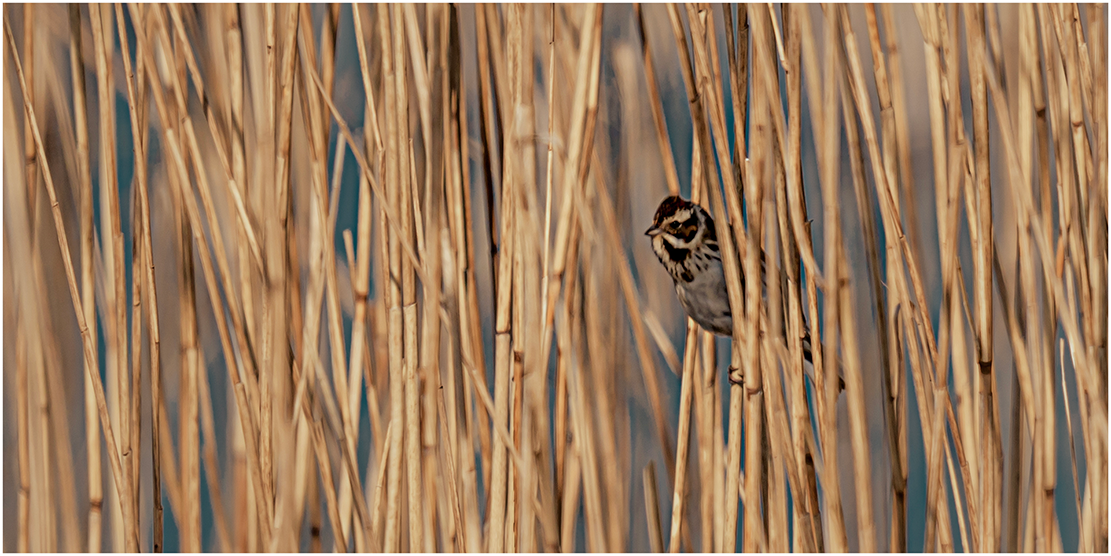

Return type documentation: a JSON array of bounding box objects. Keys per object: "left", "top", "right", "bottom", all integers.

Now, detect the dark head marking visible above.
[{"left": 652, "top": 196, "right": 696, "bottom": 227}]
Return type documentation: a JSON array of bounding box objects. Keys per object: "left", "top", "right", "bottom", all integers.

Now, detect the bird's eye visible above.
[{"left": 667, "top": 221, "right": 679, "bottom": 230}]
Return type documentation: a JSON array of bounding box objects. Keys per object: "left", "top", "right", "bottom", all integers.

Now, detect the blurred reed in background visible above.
[{"left": 2, "top": 3, "right": 1107, "bottom": 553}]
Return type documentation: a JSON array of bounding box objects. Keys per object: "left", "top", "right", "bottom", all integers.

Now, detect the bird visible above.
[
  {"left": 645, "top": 195, "right": 737, "bottom": 337},
  {"left": 645, "top": 195, "right": 838, "bottom": 389}
]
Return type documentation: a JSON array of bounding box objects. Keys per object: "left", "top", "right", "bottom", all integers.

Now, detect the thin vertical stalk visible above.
[
  {"left": 66, "top": 4, "right": 103, "bottom": 551},
  {"left": 962, "top": 6, "right": 1000, "bottom": 551},
  {"left": 378, "top": 5, "right": 405, "bottom": 551},
  {"left": 746, "top": 4, "right": 772, "bottom": 549},
  {"left": 487, "top": 11, "right": 517, "bottom": 543},
  {"left": 667, "top": 326, "right": 699, "bottom": 552},
  {"left": 391, "top": 5, "right": 424, "bottom": 548},
  {"left": 22, "top": 3, "right": 36, "bottom": 219},
  {"left": 16, "top": 298, "right": 30, "bottom": 555},
  {"left": 721, "top": 5, "right": 748, "bottom": 552}
]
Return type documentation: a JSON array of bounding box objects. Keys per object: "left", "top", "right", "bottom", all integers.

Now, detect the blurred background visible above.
[{"left": 3, "top": 3, "right": 1106, "bottom": 553}]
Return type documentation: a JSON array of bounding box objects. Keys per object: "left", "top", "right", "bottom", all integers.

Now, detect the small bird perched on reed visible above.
[{"left": 646, "top": 195, "right": 841, "bottom": 390}]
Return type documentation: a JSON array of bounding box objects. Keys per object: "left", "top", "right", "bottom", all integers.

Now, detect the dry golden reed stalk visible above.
[{"left": 2, "top": 3, "right": 1107, "bottom": 553}]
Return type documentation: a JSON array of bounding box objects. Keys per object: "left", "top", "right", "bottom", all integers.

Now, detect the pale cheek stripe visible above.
[{"left": 664, "top": 235, "right": 689, "bottom": 248}]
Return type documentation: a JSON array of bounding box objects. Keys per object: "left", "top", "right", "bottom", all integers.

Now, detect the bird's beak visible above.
[{"left": 645, "top": 225, "right": 661, "bottom": 237}]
